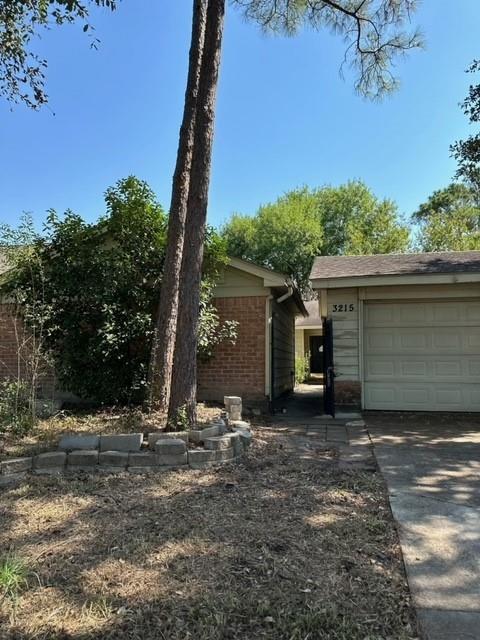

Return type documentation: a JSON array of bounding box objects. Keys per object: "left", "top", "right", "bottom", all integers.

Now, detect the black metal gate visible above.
[{"left": 322, "top": 316, "right": 335, "bottom": 417}]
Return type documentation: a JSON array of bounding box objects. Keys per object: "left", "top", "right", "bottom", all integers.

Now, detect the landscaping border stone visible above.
[{"left": 0, "top": 398, "right": 252, "bottom": 480}]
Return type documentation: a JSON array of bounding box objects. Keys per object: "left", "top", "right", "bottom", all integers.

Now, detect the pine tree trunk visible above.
[
  {"left": 167, "top": 0, "right": 226, "bottom": 426},
  {"left": 147, "top": 0, "right": 208, "bottom": 412}
]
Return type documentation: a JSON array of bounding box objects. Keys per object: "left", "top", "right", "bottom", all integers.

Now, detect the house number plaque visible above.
[{"left": 331, "top": 304, "right": 355, "bottom": 312}]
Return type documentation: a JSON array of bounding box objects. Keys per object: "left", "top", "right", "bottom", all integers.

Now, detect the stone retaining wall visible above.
[{"left": 0, "top": 398, "right": 252, "bottom": 485}]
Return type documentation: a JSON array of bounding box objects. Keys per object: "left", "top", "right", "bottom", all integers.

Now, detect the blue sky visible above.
[{"left": 1, "top": 0, "right": 479, "bottom": 230}]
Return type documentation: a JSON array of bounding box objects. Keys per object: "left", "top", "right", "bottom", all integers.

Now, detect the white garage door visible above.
[{"left": 364, "top": 300, "right": 480, "bottom": 412}]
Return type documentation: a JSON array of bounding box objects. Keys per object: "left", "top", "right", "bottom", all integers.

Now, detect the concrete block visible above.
[
  {"left": 223, "top": 432, "right": 243, "bottom": 456},
  {"left": 99, "top": 433, "right": 143, "bottom": 452},
  {"left": 59, "top": 434, "right": 99, "bottom": 451},
  {"left": 155, "top": 439, "right": 186, "bottom": 455},
  {"left": 99, "top": 451, "right": 129, "bottom": 467},
  {"left": 148, "top": 431, "right": 188, "bottom": 450},
  {"left": 67, "top": 450, "right": 98, "bottom": 467},
  {"left": 1, "top": 457, "right": 32, "bottom": 475},
  {"left": 231, "top": 420, "right": 250, "bottom": 430},
  {"left": 187, "top": 449, "right": 216, "bottom": 465},
  {"left": 215, "top": 447, "right": 234, "bottom": 462},
  {"left": 229, "top": 406, "right": 242, "bottom": 421},
  {"left": 34, "top": 468, "right": 64, "bottom": 476},
  {"left": 0, "top": 473, "right": 27, "bottom": 486},
  {"left": 188, "top": 461, "right": 216, "bottom": 470},
  {"left": 235, "top": 429, "right": 253, "bottom": 448},
  {"left": 129, "top": 452, "right": 156, "bottom": 467},
  {"left": 156, "top": 453, "right": 187, "bottom": 466},
  {"left": 188, "top": 425, "right": 221, "bottom": 444},
  {"left": 34, "top": 451, "right": 66, "bottom": 469},
  {"left": 204, "top": 435, "right": 235, "bottom": 451},
  {"left": 224, "top": 396, "right": 242, "bottom": 407}
]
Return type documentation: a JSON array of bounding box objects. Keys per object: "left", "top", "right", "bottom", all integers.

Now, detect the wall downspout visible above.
[{"left": 276, "top": 286, "right": 293, "bottom": 304}]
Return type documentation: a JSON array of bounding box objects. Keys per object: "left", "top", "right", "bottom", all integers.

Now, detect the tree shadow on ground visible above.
[
  {"left": 1, "top": 435, "right": 416, "bottom": 640},
  {"left": 367, "top": 412, "right": 480, "bottom": 613}
]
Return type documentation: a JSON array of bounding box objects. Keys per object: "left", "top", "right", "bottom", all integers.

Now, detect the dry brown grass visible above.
[
  {"left": 2, "top": 403, "right": 222, "bottom": 459},
  {"left": 0, "top": 428, "right": 417, "bottom": 640}
]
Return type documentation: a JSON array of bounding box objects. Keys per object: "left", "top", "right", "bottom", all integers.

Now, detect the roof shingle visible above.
[{"left": 310, "top": 251, "right": 480, "bottom": 281}]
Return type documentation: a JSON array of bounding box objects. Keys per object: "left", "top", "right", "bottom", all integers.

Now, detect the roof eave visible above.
[{"left": 310, "top": 271, "right": 480, "bottom": 289}]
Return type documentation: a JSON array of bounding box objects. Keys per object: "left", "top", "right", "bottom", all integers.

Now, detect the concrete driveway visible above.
[{"left": 367, "top": 413, "right": 480, "bottom": 640}]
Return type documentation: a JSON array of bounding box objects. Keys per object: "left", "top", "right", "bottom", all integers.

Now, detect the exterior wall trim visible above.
[{"left": 311, "top": 272, "right": 480, "bottom": 290}]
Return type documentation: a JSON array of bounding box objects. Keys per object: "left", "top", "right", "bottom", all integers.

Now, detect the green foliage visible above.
[
  {"left": 167, "top": 405, "right": 190, "bottom": 432},
  {"left": 1, "top": 176, "right": 233, "bottom": 405},
  {"left": 222, "top": 181, "right": 410, "bottom": 292},
  {"left": 198, "top": 280, "right": 238, "bottom": 362},
  {"left": 0, "top": 380, "right": 35, "bottom": 436},
  {"left": 295, "top": 354, "right": 310, "bottom": 385},
  {"left": 0, "top": 554, "right": 29, "bottom": 601},
  {"left": 0, "top": 0, "right": 116, "bottom": 108},
  {"left": 451, "top": 61, "right": 480, "bottom": 195},
  {"left": 413, "top": 183, "right": 480, "bottom": 251}
]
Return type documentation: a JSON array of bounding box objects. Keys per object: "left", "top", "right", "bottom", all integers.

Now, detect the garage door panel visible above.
[
  {"left": 366, "top": 355, "right": 480, "bottom": 383},
  {"left": 365, "top": 327, "right": 480, "bottom": 355},
  {"left": 365, "top": 382, "right": 480, "bottom": 412},
  {"left": 366, "top": 301, "right": 480, "bottom": 327},
  {"left": 364, "top": 300, "right": 480, "bottom": 412}
]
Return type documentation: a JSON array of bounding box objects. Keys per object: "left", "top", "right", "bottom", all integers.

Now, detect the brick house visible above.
[
  {"left": 197, "top": 257, "right": 307, "bottom": 410},
  {"left": 0, "top": 252, "right": 306, "bottom": 409}
]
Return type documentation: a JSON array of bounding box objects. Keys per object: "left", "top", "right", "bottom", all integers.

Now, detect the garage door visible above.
[{"left": 364, "top": 300, "right": 480, "bottom": 411}]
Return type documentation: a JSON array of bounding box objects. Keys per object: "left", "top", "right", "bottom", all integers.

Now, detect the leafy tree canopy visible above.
[
  {"left": 1, "top": 176, "right": 235, "bottom": 404},
  {"left": 413, "top": 183, "right": 480, "bottom": 252},
  {"left": 221, "top": 181, "right": 410, "bottom": 293},
  {"left": 451, "top": 61, "right": 480, "bottom": 195},
  {"left": 0, "top": 0, "right": 116, "bottom": 108}
]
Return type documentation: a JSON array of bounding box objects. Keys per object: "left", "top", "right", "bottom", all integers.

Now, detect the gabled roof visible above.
[
  {"left": 228, "top": 257, "right": 308, "bottom": 316},
  {"left": 295, "top": 299, "right": 322, "bottom": 327},
  {"left": 229, "top": 256, "right": 289, "bottom": 287},
  {"left": 310, "top": 251, "right": 480, "bottom": 287}
]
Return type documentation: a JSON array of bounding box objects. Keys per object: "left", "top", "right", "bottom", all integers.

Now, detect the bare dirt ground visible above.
[{"left": 0, "top": 427, "right": 418, "bottom": 640}]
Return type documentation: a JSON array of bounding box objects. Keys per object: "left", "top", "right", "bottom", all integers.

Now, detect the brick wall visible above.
[
  {"left": 197, "top": 296, "right": 267, "bottom": 407},
  {"left": 0, "top": 304, "right": 55, "bottom": 396}
]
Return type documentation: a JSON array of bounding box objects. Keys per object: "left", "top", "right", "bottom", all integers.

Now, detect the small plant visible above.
[
  {"left": 167, "top": 404, "right": 189, "bottom": 432},
  {"left": 295, "top": 354, "right": 310, "bottom": 385},
  {"left": 0, "top": 379, "right": 35, "bottom": 436},
  {"left": 0, "top": 554, "right": 29, "bottom": 602}
]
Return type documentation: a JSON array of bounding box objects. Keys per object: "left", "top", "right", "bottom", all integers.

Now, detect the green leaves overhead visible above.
[
  {"left": 0, "top": 0, "right": 117, "bottom": 108},
  {"left": 413, "top": 183, "right": 480, "bottom": 252},
  {"left": 451, "top": 61, "right": 480, "bottom": 195},
  {"left": 221, "top": 181, "right": 410, "bottom": 292}
]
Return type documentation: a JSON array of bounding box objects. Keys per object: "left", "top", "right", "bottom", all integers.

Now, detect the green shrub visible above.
[
  {"left": 1, "top": 177, "right": 236, "bottom": 405},
  {"left": 167, "top": 404, "right": 190, "bottom": 432},
  {"left": 0, "top": 380, "right": 35, "bottom": 436},
  {"left": 295, "top": 354, "right": 310, "bottom": 385}
]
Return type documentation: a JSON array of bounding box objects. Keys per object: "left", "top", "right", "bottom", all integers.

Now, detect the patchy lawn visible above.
[
  {"left": 1, "top": 403, "right": 222, "bottom": 460},
  {"left": 0, "top": 429, "right": 417, "bottom": 640}
]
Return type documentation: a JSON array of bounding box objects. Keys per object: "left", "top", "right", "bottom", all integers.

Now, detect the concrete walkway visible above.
[
  {"left": 267, "top": 385, "right": 375, "bottom": 469},
  {"left": 368, "top": 413, "right": 480, "bottom": 640}
]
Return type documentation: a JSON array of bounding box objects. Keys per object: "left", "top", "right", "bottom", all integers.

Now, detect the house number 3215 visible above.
[{"left": 332, "top": 304, "right": 355, "bottom": 312}]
